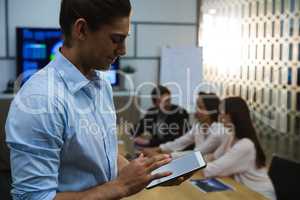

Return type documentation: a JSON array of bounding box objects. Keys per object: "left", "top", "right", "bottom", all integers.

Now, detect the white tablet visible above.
[{"left": 146, "top": 151, "right": 206, "bottom": 189}]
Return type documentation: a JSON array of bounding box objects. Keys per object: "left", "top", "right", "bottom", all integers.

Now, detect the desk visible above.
[
  {"left": 118, "top": 143, "right": 267, "bottom": 200},
  {"left": 123, "top": 173, "right": 267, "bottom": 200}
]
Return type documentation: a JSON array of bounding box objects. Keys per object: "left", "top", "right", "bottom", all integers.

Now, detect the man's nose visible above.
[{"left": 116, "top": 43, "right": 126, "bottom": 56}]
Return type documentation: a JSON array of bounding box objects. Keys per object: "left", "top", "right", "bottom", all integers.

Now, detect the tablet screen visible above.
[{"left": 146, "top": 151, "right": 206, "bottom": 189}]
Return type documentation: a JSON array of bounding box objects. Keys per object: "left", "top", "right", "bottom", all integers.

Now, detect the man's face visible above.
[
  {"left": 155, "top": 94, "right": 172, "bottom": 111},
  {"left": 80, "top": 16, "right": 130, "bottom": 70}
]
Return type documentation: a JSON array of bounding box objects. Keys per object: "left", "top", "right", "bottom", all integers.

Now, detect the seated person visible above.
[
  {"left": 142, "top": 92, "right": 228, "bottom": 158},
  {"left": 203, "top": 97, "right": 276, "bottom": 200},
  {"left": 132, "top": 85, "right": 190, "bottom": 147}
]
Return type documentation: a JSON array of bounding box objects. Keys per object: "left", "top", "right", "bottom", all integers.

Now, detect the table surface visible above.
[{"left": 118, "top": 142, "right": 268, "bottom": 200}]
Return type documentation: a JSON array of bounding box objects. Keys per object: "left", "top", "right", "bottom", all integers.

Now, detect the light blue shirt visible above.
[{"left": 6, "top": 52, "right": 118, "bottom": 200}]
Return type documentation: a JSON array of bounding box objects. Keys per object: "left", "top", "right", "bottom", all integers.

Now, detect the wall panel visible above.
[
  {"left": 0, "top": 0, "right": 6, "bottom": 57},
  {"left": 137, "top": 25, "right": 197, "bottom": 57},
  {"left": 120, "top": 59, "right": 159, "bottom": 110},
  {"left": 201, "top": 0, "right": 300, "bottom": 161},
  {"left": 0, "top": 60, "right": 16, "bottom": 92},
  {"left": 132, "top": 0, "right": 197, "bottom": 23},
  {"left": 8, "top": 0, "right": 61, "bottom": 57}
]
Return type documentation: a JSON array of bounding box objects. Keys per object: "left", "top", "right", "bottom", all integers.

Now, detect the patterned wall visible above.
[{"left": 200, "top": 0, "right": 300, "bottom": 161}]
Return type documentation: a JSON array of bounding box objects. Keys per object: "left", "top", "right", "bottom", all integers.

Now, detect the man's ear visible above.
[{"left": 72, "top": 18, "right": 89, "bottom": 41}]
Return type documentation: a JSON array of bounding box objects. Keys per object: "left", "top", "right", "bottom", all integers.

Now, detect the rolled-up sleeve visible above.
[
  {"left": 203, "top": 139, "right": 254, "bottom": 178},
  {"left": 160, "top": 126, "right": 195, "bottom": 152},
  {"left": 5, "top": 94, "right": 65, "bottom": 200}
]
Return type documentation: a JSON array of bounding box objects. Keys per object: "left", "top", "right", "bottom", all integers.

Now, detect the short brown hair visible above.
[
  {"left": 59, "top": 0, "right": 131, "bottom": 46},
  {"left": 151, "top": 85, "right": 171, "bottom": 104}
]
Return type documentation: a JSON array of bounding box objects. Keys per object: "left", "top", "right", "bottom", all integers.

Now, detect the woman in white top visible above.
[
  {"left": 203, "top": 97, "right": 276, "bottom": 200},
  {"left": 142, "top": 92, "right": 227, "bottom": 158}
]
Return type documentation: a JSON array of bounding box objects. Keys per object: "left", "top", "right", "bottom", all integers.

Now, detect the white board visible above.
[{"left": 160, "top": 47, "right": 203, "bottom": 112}]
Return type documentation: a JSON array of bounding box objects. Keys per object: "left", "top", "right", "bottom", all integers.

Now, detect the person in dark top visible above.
[{"left": 132, "top": 85, "right": 190, "bottom": 147}]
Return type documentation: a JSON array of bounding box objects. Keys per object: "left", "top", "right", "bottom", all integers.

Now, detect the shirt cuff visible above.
[{"left": 12, "top": 190, "right": 56, "bottom": 200}]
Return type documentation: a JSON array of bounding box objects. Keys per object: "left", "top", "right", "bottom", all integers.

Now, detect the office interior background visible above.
[{"left": 0, "top": 0, "right": 299, "bottom": 163}]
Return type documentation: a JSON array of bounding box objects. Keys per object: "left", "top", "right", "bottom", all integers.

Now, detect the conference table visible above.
[{"left": 118, "top": 141, "right": 268, "bottom": 200}]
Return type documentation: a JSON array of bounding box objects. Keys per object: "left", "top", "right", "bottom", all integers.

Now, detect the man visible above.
[
  {"left": 132, "top": 85, "right": 190, "bottom": 147},
  {"left": 5, "top": 1, "right": 176, "bottom": 199}
]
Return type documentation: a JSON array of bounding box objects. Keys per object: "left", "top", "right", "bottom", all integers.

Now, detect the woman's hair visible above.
[
  {"left": 198, "top": 92, "right": 220, "bottom": 123},
  {"left": 223, "top": 97, "right": 266, "bottom": 168}
]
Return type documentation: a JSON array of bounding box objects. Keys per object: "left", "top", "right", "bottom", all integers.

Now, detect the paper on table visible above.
[{"left": 190, "top": 178, "right": 235, "bottom": 193}]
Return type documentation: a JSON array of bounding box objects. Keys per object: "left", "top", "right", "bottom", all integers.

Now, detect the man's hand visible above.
[
  {"left": 160, "top": 171, "right": 195, "bottom": 187},
  {"left": 117, "top": 154, "right": 130, "bottom": 173},
  {"left": 55, "top": 154, "right": 192, "bottom": 200},
  {"left": 114, "top": 153, "right": 172, "bottom": 197}
]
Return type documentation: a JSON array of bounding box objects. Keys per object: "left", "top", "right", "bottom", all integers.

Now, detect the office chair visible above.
[
  {"left": 0, "top": 98, "right": 13, "bottom": 200},
  {"left": 0, "top": 171, "right": 12, "bottom": 200},
  {"left": 268, "top": 155, "right": 300, "bottom": 200}
]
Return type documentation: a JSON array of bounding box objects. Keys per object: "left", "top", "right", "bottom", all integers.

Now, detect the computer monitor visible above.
[{"left": 16, "top": 27, "right": 119, "bottom": 86}]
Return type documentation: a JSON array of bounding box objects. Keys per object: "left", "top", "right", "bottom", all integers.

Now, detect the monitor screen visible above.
[{"left": 16, "top": 27, "right": 119, "bottom": 86}]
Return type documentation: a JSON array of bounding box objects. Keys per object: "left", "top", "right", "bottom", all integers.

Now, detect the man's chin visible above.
[{"left": 94, "top": 64, "right": 111, "bottom": 71}]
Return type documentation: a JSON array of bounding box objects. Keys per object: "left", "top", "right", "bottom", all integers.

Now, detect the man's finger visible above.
[
  {"left": 147, "top": 158, "right": 172, "bottom": 173},
  {"left": 150, "top": 171, "right": 172, "bottom": 181},
  {"left": 144, "top": 154, "right": 170, "bottom": 166},
  {"left": 178, "top": 177, "right": 185, "bottom": 182},
  {"left": 160, "top": 176, "right": 186, "bottom": 186}
]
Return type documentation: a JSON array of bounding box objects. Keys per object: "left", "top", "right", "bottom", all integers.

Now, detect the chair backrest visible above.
[
  {"left": 268, "top": 155, "right": 300, "bottom": 200},
  {"left": 0, "top": 171, "right": 12, "bottom": 200},
  {"left": 0, "top": 98, "right": 13, "bottom": 200},
  {"left": 0, "top": 98, "right": 12, "bottom": 171}
]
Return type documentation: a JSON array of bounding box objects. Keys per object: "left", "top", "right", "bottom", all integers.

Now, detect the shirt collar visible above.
[{"left": 53, "top": 51, "right": 101, "bottom": 94}]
